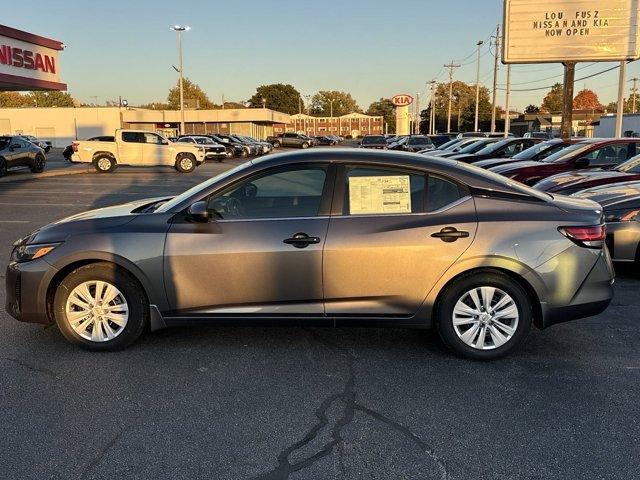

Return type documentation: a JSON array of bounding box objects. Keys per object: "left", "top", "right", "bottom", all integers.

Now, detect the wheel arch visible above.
[{"left": 92, "top": 151, "right": 116, "bottom": 161}]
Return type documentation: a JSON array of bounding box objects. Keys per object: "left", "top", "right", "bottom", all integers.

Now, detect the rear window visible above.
[
  {"left": 408, "top": 136, "right": 432, "bottom": 146},
  {"left": 362, "top": 136, "right": 385, "bottom": 144}
]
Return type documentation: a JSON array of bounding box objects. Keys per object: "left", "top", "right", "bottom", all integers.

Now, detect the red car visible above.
[
  {"left": 489, "top": 139, "right": 640, "bottom": 186},
  {"left": 534, "top": 154, "right": 640, "bottom": 195}
]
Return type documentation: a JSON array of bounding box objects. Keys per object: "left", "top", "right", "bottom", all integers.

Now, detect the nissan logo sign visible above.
[{"left": 391, "top": 94, "right": 413, "bottom": 107}]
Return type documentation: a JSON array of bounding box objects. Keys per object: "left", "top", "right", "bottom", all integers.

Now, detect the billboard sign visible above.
[
  {"left": 503, "top": 0, "right": 640, "bottom": 63},
  {"left": 391, "top": 94, "right": 414, "bottom": 107}
]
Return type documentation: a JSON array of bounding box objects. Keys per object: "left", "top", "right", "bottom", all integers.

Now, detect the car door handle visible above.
[
  {"left": 431, "top": 227, "right": 469, "bottom": 243},
  {"left": 283, "top": 233, "right": 321, "bottom": 248}
]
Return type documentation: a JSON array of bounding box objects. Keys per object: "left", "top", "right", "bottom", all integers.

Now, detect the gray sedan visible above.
[
  {"left": 0, "top": 136, "right": 46, "bottom": 176},
  {"left": 5, "top": 150, "right": 614, "bottom": 359}
]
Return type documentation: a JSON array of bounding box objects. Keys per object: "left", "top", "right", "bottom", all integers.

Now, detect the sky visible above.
[{"left": 5, "top": 0, "right": 640, "bottom": 111}]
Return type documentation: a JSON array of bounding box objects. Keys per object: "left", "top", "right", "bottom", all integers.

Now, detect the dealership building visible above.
[{"left": 276, "top": 112, "right": 384, "bottom": 138}]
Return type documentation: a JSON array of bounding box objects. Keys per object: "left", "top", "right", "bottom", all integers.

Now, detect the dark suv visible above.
[{"left": 0, "top": 136, "right": 46, "bottom": 176}]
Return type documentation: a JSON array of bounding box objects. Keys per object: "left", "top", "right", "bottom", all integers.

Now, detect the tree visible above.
[
  {"left": 573, "top": 89, "right": 603, "bottom": 111},
  {"left": 25, "top": 91, "right": 76, "bottom": 107},
  {"left": 248, "top": 84, "right": 300, "bottom": 114},
  {"left": 524, "top": 104, "right": 540, "bottom": 114},
  {"left": 167, "top": 77, "right": 215, "bottom": 109},
  {"left": 366, "top": 98, "right": 395, "bottom": 133},
  {"left": 0, "top": 92, "right": 28, "bottom": 108},
  {"left": 222, "top": 101, "right": 247, "bottom": 109},
  {"left": 433, "top": 81, "right": 492, "bottom": 131},
  {"left": 540, "top": 83, "right": 564, "bottom": 114},
  {"left": 310, "top": 90, "right": 361, "bottom": 116}
]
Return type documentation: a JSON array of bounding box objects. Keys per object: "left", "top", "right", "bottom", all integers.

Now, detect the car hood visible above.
[
  {"left": 533, "top": 169, "right": 623, "bottom": 191},
  {"left": 25, "top": 197, "right": 171, "bottom": 244},
  {"left": 573, "top": 181, "right": 640, "bottom": 209},
  {"left": 489, "top": 160, "right": 541, "bottom": 174}
]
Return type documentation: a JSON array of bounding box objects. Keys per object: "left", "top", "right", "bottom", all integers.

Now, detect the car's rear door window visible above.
[{"left": 427, "top": 176, "right": 463, "bottom": 212}]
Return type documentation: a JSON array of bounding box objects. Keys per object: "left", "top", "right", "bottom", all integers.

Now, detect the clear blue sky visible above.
[{"left": 5, "top": 0, "right": 638, "bottom": 110}]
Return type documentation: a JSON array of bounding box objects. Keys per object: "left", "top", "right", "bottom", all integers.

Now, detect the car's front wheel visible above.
[
  {"left": 436, "top": 272, "right": 532, "bottom": 360},
  {"left": 53, "top": 263, "right": 148, "bottom": 351},
  {"left": 301, "top": 142, "right": 309, "bottom": 149},
  {"left": 175, "top": 153, "right": 196, "bottom": 173},
  {"left": 30, "top": 154, "right": 46, "bottom": 173}
]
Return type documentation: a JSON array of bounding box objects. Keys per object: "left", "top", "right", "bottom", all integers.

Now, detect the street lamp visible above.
[
  {"left": 170, "top": 25, "right": 190, "bottom": 135},
  {"left": 262, "top": 97, "right": 267, "bottom": 109},
  {"left": 474, "top": 40, "right": 484, "bottom": 133}
]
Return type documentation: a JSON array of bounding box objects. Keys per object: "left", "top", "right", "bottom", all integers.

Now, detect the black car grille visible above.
[{"left": 205, "top": 147, "right": 225, "bottom": 154}]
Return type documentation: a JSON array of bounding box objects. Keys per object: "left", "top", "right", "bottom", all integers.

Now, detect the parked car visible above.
[
  {"left": 437, "top": 138, "right": 499, "bottom": 158},
  {"left": 534, "top": 153, "right": 640, "bottom": 195},
  {"left": 402, "top": 135, "right": 435, "bottom": 152},
  {"left": 314, "top": 136, "right": 337, "bottom": 146},
  {"left": 524, "top": 132, "right": 554, "bottom": 140},
  {"left": 267, "top": 132, "right": 314, "bottom": 149},
  {"left": 490, "top": 139, "right": 640, "bottom": 186},
  {"left": 426, "top": 138, "right": 468, "bottom": 154},
  {"left": 71, "top": 129, "right": 205, "bottom": 173},
  {"left": 450, "top": 138, "right": 542, "bottom": 164},
  {"left": 574, "top": 181, "right": 640, "bottom": 264},
  {"left": 234, "top": 135, "right": 272, "bottom": 155},
  {"left": 5, "top": 150, "right": 614, "bottom": 359},
  {"left": 457, "top": 132, "right": 515, "bottom": 139},
  {"left": 229, "top": 135, "right": 262, "bottom": 156},
  {"left": 0, "top": 135, "right": 46, "bottom": 176},
  {"left": 428, "top": 135, "right": 453, "bottom": 148},
  {"left": 20, "top": 135, "right": 52, "bottom": 153},
  {"left": 176, "top": 135, "right": 227, "bottom": 162},
  {"left": 207, "top": 134, "right": 247, "bottom": 158},
  {"left": 473, "top": 139, "right": 581, "bottom": 170},
  {"left": 359, "top": 135, "right": 388, "bottom": 149},
  {"left": 388, "top": 136, "right": 411, "bottom": 150}
]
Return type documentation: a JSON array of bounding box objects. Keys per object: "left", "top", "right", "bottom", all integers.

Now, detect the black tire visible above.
[
  {"left": 273, "top": 141, "right": 281, "bottom": 148},
  {"left": 93, "top": 154, "right": 116, "bottom": 173},
  {"left": 175, "top": 153, "right": 196, "bottom": 173},
  {"left": 0, "top": 158, "right": 6, "bottom": 177},
  {"left": 301, "top": 142, "right": 309, "bottom": 149},
  {"left": 436, "top": 272, "right": 532, "bottom": 360},
  {"left": 30, "top": 153, "right": 46, "bottom": 173},
  {"left": 53, "top": 262, "right": 148, "bottom": 351}
]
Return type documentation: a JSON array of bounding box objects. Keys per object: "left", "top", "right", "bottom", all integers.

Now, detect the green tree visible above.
[
  {"left": 167, "top": 78, "right": 215, "bottom": 109},
  {"left": 525, "top": 104, "right": 540, "bottom": 114},
  {"left": 366, "top": 98, "right": 395, "bottom": 133},
  {"left": 248, "top": 84, "right": 300, "bottom": 114},
  {"left": 433, "top": 81, "right": 491, "bottom": 131},
  {"left": 541, "top": 83, "right": 564, "bottom": 114},
  {"left": 310, "top": 90, "right": 361, "bottom": 116},
  {"left": 0, "top": 92, "right": 28, "bottom": 107},
  {"left": 25, "top": 91, "right": 76, "bottom": 107}
]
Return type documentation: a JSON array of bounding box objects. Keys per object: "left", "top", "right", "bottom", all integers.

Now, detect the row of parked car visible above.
[
  {"left": 266, "top": 132, "right": 345, "bottom": 149},
  {"left": 415, "top": 135, "right": 640, "bottom": 265}
]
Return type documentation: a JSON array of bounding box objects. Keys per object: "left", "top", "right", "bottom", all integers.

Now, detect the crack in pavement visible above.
[
  {"left": 250, "top": 329, "right": 450, "bottom": 480},
  {"left": 79, "top": 425, "right": 133, "bottom": 480},
  {"left": 0, "top": 356, "right": 56, "bottom": 377}
]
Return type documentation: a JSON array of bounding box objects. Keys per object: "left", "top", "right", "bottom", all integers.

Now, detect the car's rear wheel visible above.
[
  {"left": 175, "top": 153, "right": 196, "bottom": 173},
  {"left": 53, "top": 263, "right": 148, "bottom": 351},
  {"left": 30, "top": 153, "right": 46, "bottom": 173},
  {"left": 0, "top": 158, "right": 6, "bottom": 177},
  {"left": 301, "top": 142, "right": 309, "bottom": 149},
  {"left": 436, "top": 272, "right": 531, "bottom": 360},
  {"left": 273, "top": 141, "right": 281, "bottom": 148},
  {"left": 94, "top": 154, "right": 116, "bottom": 173}
]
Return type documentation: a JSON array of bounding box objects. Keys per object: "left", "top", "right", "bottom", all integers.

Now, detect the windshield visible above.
[
  {"left": 459, "top": 162, "right": 553, "bottom": 201},
  {"left": 195, "top": 138, "right": 215, "bottom": 145},
  {"left": 541, "top": 142, "right": 591, "bottom": 163},
  {"left": 512, "top": 141, "right": 562, "bottom": 160},
  {"left": 438, "top": 139, "right": 461, "bottom": 150},
  {"left": 362, "top": 136, "right": 385, "bottom": 144},
  {"left": 157, "top": 162, "right": 252, "bottom": 213},
  {"left": 619, "top": 154, "right": 640, "bottom": 173},
  {"left": 0, "top": 137, "right": 10, "bottom": 149},
  {"left": 457, "top": 140, "right": 492, "bottom": 154},
  {"left": 475, "top": 139, "right": 513, "bottom": 155}
]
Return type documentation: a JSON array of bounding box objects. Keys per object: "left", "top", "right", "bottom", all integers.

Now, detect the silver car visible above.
[{"left": 5, "top": 150, "right": 614, "bottom": 359}]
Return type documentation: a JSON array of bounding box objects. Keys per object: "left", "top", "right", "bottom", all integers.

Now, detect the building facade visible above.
[
  {"left": 274, "top": 112, "right": 383, "bottom": 138},
  {"left": 0, "top": 107, "right": 291, "bottom": 147}
]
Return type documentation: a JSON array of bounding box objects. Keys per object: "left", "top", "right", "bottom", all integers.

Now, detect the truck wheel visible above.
[
  {"left": 301, "top": 142, "right": 309, "bottom": 149},
  {"left": 94, "top": 154, "right": 116, "bottom": 173},
  {"left": 273, "top": 141, "right": 281, "bottom": 148},
  {"left": 30, "top": 153, "right": 46, "bottom": 173},
  {"left": 175, "top": 153, "right": 196, "bottom": 173}
]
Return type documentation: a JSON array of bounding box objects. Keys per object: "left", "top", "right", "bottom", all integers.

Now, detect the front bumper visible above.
[{"left": 5, "top": 259, "right": 57, "bottom": 325}]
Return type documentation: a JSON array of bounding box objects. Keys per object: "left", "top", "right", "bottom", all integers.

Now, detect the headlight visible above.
[
  {"left": 605, "top": 209, "right": 640, "bottom": 223},
  {"left": 11, "top": 243, "right": 61, "bottom": 263}
]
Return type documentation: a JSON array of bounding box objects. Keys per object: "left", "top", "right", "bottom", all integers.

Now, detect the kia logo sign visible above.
[{"left": 391, "top": 94, "right": 413, "bottom": 107}]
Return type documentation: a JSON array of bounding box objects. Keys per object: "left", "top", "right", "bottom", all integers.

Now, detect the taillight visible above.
[
  {"left": 72, "top": 142, "right": 78, "bottom": 152},
  {"left": 558, "top": 225, "right": 606, "bottom": 248}
]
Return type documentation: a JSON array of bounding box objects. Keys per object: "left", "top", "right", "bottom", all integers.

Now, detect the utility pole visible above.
[
  {"left": 171, "top": 25, "right": 190, "bottom": 135},
  {"left": 504, "top": 64, "right": 512, "bottom": 138},
  {"left": 429, "top": 80, "right": 437, "bottom": 135},
  {"left": 415, "top": 93, "right": 420, "bottom": 134},
  {"left": 444, "top": 61, "right": 460, "bottom": 133},
  {"left": 491, "top": 24, "right": 501, "bottom": 133},
  {"left": 631, "top": 77, "right": 639, "bottom": 114},
  {"left": 615, "top": 61, "right": 627, "bottom": 138},
  {"left": 560, "top": 62, "right": 576, "bottom": 140},
  {"left": 474, "top": 40, "right": 484, "bottom": 132}
]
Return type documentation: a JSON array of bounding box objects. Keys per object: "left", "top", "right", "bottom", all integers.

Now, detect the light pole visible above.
[
  {"left": 262, "top": 97, "right": 267, "bottom": 109},
  {"left": 329, "top": 99, "right": 334, "bottom": 119},
  {"left": 474, "top": 40, "right": 484, "bottom": 132},
  {"left": 170, "top": 25, "right": 190, "bottom": 135}
]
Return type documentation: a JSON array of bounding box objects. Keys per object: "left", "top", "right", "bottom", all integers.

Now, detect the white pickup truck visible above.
[{"left": 71, "top": 129, "right": 206, "bottom": 173}]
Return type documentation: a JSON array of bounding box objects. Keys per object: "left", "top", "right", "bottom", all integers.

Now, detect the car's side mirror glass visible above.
[{"left": 187, "top": 201, "right": 210, "bottom": 223}]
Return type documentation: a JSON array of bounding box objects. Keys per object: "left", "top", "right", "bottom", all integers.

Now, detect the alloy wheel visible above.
[
  {"left": 452, "top": 286, "right": 519, "bottom": 350},
  {"left": 65, "top": 280, "right": 129, "bottom": 342},
  {"left": 180, "top": 157, "right": 193, "bottom": 170},
  {"left": 97, "top": 158, "right": 112, "bottom": 171}
]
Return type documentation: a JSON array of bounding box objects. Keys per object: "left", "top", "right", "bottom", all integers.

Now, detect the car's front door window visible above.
[{"left": 208, "top": 166, "right": 328, "bottom": 220}]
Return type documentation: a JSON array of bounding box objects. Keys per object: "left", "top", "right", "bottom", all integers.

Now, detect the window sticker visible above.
[{"left": 349, "top": 175, "right": 411, "bottom": 214}]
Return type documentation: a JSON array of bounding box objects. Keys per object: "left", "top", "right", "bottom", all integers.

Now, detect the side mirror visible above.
[
  {"left": 187, "top": 201, "right": 210, "bottom": 223},
  {"left": 575, "top": 157, "right": 590, "bottom": 168}
]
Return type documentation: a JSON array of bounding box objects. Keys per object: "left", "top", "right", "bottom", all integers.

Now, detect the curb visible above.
[{"left": 0, "top": 166, "right": 92, "bottom": 183}]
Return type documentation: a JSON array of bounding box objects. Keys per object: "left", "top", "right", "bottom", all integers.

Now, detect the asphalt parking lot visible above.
[{"left": 1, "top": 149, "right": 639, "bottom": 480}]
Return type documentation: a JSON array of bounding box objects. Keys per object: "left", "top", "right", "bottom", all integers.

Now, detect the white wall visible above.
[{"left": 595, "top": 114, "right": 640, "bottom": 138}]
